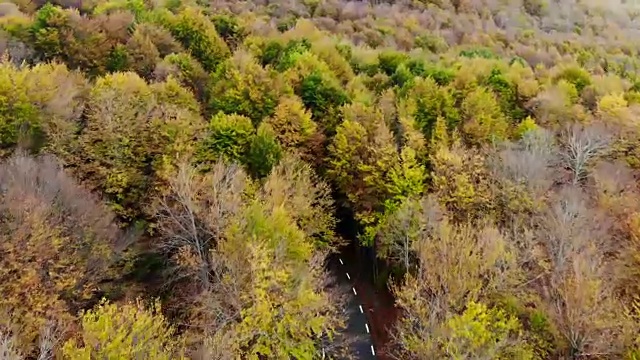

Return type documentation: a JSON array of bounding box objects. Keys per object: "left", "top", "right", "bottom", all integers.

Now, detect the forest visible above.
[{"left": 1, "top": 0, "right": 640, "bottom": 358}]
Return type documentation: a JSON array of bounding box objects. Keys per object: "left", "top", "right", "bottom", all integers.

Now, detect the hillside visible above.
[{"left": 1, "top": 0, "right": 640, "bottom": 358}]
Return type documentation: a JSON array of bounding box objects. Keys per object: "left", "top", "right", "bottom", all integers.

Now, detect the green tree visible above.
[
  {"left": 207, "top": 50, "right": 284, "bottom": 125},
  {"left": 246, "top": 123, "right": 283, "bottom": 179},
  {"left": 197, "top": 112, "right": 255, "bottom": 166},
  {"left": 404, "top": 77, "right": 459, "bottom": 141},
  {"left": 328, "top": 102, "right": 411, "bottom": 244},
  {"left": 298, "top": 70, "right": 349, "bottom": 134},
  {"left": 228, "top": 201, "right": 342, "bottom": 359},
  {"left": 157, "top": 52, "right": 208, "bottom": 99},
  {"left": 164, "top": 7, "right": 230, "bottom": 72},
  {"left": 554, "top": 65, "right": 592, "bottom": 94},
  {"left": 443, "top": 301, "right": 533, "bottom": 359}
]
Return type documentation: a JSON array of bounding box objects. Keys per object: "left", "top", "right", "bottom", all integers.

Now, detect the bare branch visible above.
[
  {"left": 561, "top": 123, "right": 612, "bottom": 185},
  {"left": 0, "top": 331, "right": 22, "bottom": 360},
  {"left": 154, "top": 160, "right": 247, "bottom": 287}
]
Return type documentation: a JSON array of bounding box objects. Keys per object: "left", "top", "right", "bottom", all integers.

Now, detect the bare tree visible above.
[
  {"left": 260, "top": 155, "right": 338, "bottom": 248},
  {"left": 153, "top": 159, "right": 252, "bottom": 354},
  {"left": 35, "top": 322, "right": 59, "bottom": 360},
  {"left": 377, "top": 196, "right": 442, "bottom": 273},
  {"left": 491, "top": 127, "right": 558, "bottom": 199},
  {"left": 154, "top": 160, "right": 247, "bottom": 288},
  {"left": 561, "top": 122, "right": 612, "bottom": 185},
  {"left": 0, "top": 334, "right": 21, "bottom": 360},
  {"left": 538, "top": 186, "right": 627, "bottom": 357}
]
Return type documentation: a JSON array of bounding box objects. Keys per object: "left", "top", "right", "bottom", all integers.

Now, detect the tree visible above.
[
  {"left": 461, "top": 85, "right": 509, "bottom": 145},
  {"left": 61, "top": 299, "right": 185, "bottom": 360},
  {"left": 391, "top": 209, "right": 523, "bottom": 359},
  {"left": 429, "top": 136, "right": 494, "bottom": 222},
  {"left": 154, "top": 159, "right": 347, "bottom": 359},
  {"left": 263, "top": 95, "right": 318, "bottom": 154},
  {"left": 561, "top": 122, "right": 612, "bottom": 185},
  {"left": 164, "top": 7, "right": 230, "bottom": 72},
  {"left": 206, "top": 50, "right": 284, "bottom": 125},
  {"left": 376, "top": 197, "right": 432, "bottom": 273},
  {"left": 260, "top": 155, "right": 337, "bottom": 248},
  {"left": 443, "top": 301, "right": 533, "bottom": 360},
  {"left": 197, "top": 112, "right": 255, "bottom": 167},
  {"left": 327, "top": 102, "right": 399, "bottom": 241},
  {"left": 0, "top": 330, "right": 22, "bottom": 360},
  {"left": 29, "top": 5, "right": 135, "bottom": 76},
  {"left": 245, "top": 122, "right": 283, "bottom": 179},
  {"left": 537, "top": 186, "right": 628, "bottom": 357},
  {"left": 153, "top": 160, "right": 249, "bottom": 355},
  {"left": 403, "top": 76, "right": 459, "bottom": 141},
  {"left": 227, "top": 202, "right": 344, "bottom": 359},
  {"left": 489, "top": 127, "right": 558, "bottom": 225},
  {"left": 124, "top": 25, "right": 160, "bottom": 78},
  {"left": 0, "top": 61, "right": 86, "bottom": 156},
  {"left": 75, "top": 72, "right": 201, "bottom": 220},
  {"left": 291, "top": 54, "right": 349, "bottom": 134},
  {"left": 0, "top": 153, "right": 132, "bottom": 354},
  {"left": 154, "top": 160, "right": 248, "bottom": 287},
  {"left": 154, "top": 52, "right": 208, "bottom": 100}
]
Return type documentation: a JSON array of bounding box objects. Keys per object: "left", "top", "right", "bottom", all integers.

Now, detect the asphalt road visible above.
[{"left": 330, "top": 253, "right": 377, "bottom": 360}]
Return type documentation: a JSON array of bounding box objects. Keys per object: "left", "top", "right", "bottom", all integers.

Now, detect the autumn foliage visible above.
[{"left": 1, "top": 0, "right": 640, "bottom": 358}]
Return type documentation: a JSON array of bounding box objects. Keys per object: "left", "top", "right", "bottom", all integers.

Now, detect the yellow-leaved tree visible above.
[
  {"left": 0, "top": 153, "right": 132, "bottom": 355},
  {"left": 62, "top": 299, "right": 185, "bottom": 359}
]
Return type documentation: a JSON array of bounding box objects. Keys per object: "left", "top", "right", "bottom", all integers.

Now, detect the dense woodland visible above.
[{"left": 1, "top": 0, "right": 640, "bottom": 358}]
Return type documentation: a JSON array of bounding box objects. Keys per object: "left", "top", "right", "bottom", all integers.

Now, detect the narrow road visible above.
[
  {"left": 330, "top": 254, "right": 377, "bottom": 359},
  {"left": 326, "top": 242, "right": 399, "bottom": 360}
]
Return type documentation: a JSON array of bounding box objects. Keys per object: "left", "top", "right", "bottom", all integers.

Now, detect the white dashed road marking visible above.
[{"left": 337, "top": 256, "right": 377, "bottom": 358}]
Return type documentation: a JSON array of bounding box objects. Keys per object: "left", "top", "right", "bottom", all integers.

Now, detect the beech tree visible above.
[
  {"left": 0, "top": 153, "right": 132, "bottom": 354},
  {"left": 263, "top": 95, "right": 318, "bottom": 154},
  {"left": 327, "top": 102, "right": 400, "bottom": 241},
  {"left": 391, "top": 206, "right": 526, "bottom": 359},
  {"left": 461, "top": 85, "right": 509, "bottom": 145},
  {"left": 62, "top": 299, "right": 184, "bottom": 360},
  {"left": 0, "top": 61, "right": 86, "bottom": 156},
  {"left": 75, "top": 72, "right": 201, "bottom": 220},
  {"left": 154, "top": 158, "right": 347, "bottom": 359},
  {"left": 163, "top": 7, "right": 230, "bottom": 72},
  {"left": 260, "top": 155, "right": 337, "bottom": 248},
  {"left": 429, "top": 135, "right": 494, "bottom": 222},
  {"left": 206, "top": 49, "right": 284, "bottom": 125}
]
